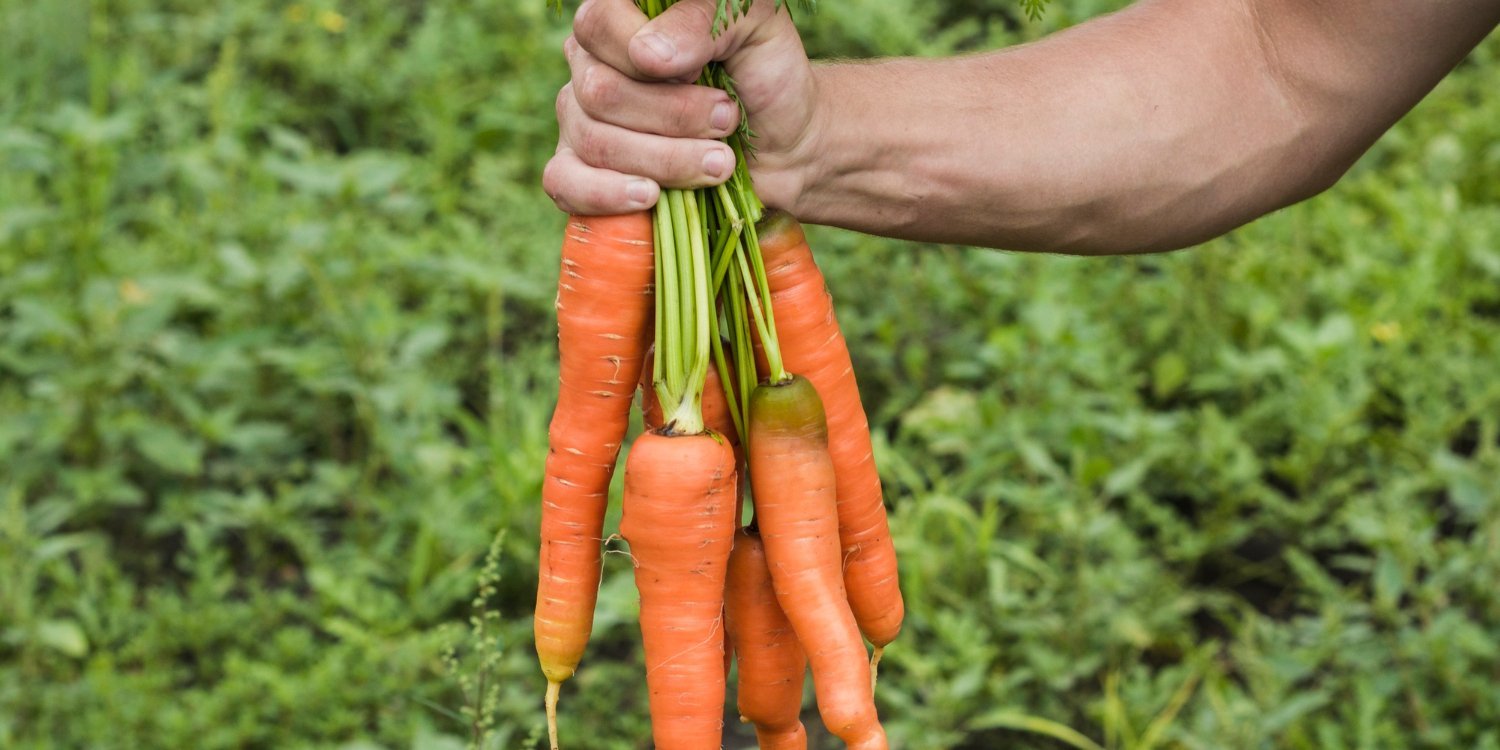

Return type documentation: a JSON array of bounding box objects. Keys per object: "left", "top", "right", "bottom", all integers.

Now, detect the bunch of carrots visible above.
[{"left": 533, "top": 1, "right": 903, "bottom": 748}]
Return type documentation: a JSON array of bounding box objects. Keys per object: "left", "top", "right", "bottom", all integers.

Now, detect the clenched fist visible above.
[{"left": 544, "top": 0, "right": 819, "bottom": 215}]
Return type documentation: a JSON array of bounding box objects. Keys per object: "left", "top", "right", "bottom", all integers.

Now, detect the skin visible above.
[{"left": 544, "top": 0, "right": 1500, "bottom": 254}]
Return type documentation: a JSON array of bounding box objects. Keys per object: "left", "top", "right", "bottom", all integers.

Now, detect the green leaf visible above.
[
  {"left": 35, "top": 620, "right": 88, "bottom": 658},
  {"left": 1372, "top": 551, "right": 1404, "bottom": 612},
  {"left": 132, "top": 424, "right": 204, "bottom": 475},
  {"left": 969, "top": 711, "right": 1104, "bottom": 750},
  {"left": 1103, "top": 456, "right": 1152, "bottom": 497},
  {"left": 1152, "top": 351, "right": 1187, "bottom": 400}
]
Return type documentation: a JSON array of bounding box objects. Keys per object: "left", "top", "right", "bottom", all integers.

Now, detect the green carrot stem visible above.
[
  {"left": 726, "top": 266, "right": 756, "bottom": 436},
  {"left": 670, "top": 191, "right": 695, "bottom": 399},
  {"left": 742, "top": 220, "right": 782, "bottom": 371},
  {"left": 734, "top": 247, "right": 786, "bottom": 383},
  {"left": 652, "top": 206, "right": 665, "bottom": 402},
  {"left": 710, "top": 323, "right": 743, "bottom": 441},
  {"left": 735, "top": 277, "right": 756, "bottom": 429},
  {"left": 716, "top": 182, "right": 745, "bottom": 230},
  {"left": 654, "top": 199, "right": 680, "bottom": 409},
  {"left": 687, "top": 191, "right": 712, "bottom": 414},
  {"left": 689, "top": 191, "right": 712, "bottom": 389},
  {"left": 710, "top": 223, "right": 742, "bottom": 297}
]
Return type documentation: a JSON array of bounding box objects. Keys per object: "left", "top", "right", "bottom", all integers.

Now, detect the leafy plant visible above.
[{"left": 1, "top": 1, "right": 1496, "bottom": 749}]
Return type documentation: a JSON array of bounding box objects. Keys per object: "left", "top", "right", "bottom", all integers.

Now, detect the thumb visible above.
[{"left": 628, "top": 0, "right": 759, "bottom": 80}]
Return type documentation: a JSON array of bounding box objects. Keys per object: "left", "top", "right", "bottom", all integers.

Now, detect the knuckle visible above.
[
  {"left": 541, "top": 156, "right": 566, "bottom": 195},
  {"left": 573, "top": 127, "right": 611, "bottom": 166},
  {"left": 555, "top": 84, "right": 573, "bottom": 121},
  {"left": 676, "top": 1, "right": 715, "bottom": 32},
  {"left": 578, "top": 65, "right": 615, "bottom": 112},
  {"left": 670, "top": 94, "right": 701, "bottom": 134},
  {"left": 541, "top": 159, "right": 573, "bottom": 211},
  {"left": 572, "top": 0, "right": 613, "bottom": 54},
  {"left": 670, "top": 140, "right": 706, "bottom": 180},
  {"left": 572, "top": 0, "right": 596, "bottom": 36}
]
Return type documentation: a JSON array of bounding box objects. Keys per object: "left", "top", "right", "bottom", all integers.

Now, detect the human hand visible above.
[{"left": 544, "top": 0, "right": 819, "bottom": 215}]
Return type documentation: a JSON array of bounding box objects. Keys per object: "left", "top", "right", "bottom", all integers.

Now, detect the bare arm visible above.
[{"left": 548, "top": 0, "right": 1500, "bottom": 254}]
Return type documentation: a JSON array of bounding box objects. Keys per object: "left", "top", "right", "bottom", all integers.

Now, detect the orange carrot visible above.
[
  {"left": 726, "top": 527, "right": 809, "bottom": 750},
  {"left": 750, "top": 376, "right": 887, "bottom": 749},
  {"left": 642, "top": 354, "right": 747, "bottom": 680},
  {"left": 534, "top": 213, "right": 655, "bottom": 750},
  {"left": 757, "top": 212, "right": 905, "bottom": 664},
  {"left": 620, "top": 430, "right": 738, "bottom": 749}
]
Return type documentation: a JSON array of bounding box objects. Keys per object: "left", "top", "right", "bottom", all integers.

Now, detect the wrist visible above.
[
  {"left": 767, "top": 60, "right": 901, "bottom": 233},
  {"left": 747, "top": 61, "right": 832, "bottom": 222}
]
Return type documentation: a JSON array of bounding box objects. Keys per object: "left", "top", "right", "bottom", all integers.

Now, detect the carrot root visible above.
[
  {"left": 756, "top": 725, "right": 810, "bottom": 750},
  {"left": 534, "top": 212, "right": 655, "bottom": 749},
  {"left": 727, "top": 527, "right": 809, "bottom": 749},
  {"left": 545, "top": 680, "right": 561, "bottom": 750},
  {"left": 757, "top": 211, "right": 905, "bottom": 650},
  {"left": 621, "top": 431, "right": 738, "bottom": 750},
  {"left": 750, "top": 377, "right": 887, "bottom": 748}
]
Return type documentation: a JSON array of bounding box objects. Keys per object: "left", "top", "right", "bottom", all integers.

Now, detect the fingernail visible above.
[
  {"left": 626, "top": 179, "right": 654, "bottom": 206},
  {"left": 703, "top": 148, "right": 729, "bottom": 178},
  {"left": 638, "top": 32, "right": 676, "bottom": 64},
  {"left": 711, "top": 101, "right": 737, "bottom": 132}
]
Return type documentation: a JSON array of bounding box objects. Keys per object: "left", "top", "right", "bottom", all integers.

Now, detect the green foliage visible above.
[
  {"left": 1018, "top": 0, "right": 1051, "bottom": 21},
  {"left": 2, "top": 1, "right": 1497, "bottom": 749},
  {"left": 2, "top": 0, "right": 573, "bottom": 746}
]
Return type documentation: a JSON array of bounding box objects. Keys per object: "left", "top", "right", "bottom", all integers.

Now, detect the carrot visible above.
[
  {"left": 726, "top": 526, "right": 809, "bottom": 750},
  {"left": 640, "top": 353, "right": 746, "bottom": 677},
  {"left": 757, "top": 211, "right": 905, "bottom": 670},
  {"left": 750, "top": 376, "right": 887, "bottom": 749},
  {"left": 534, "top": 212, "right": 655, "bottom": 750},
  {"left": 646, "top": 352, "right": 749, "bottom": 676},
  {"left": 620, "top": 430, "right": 738, "bottom": 750}
]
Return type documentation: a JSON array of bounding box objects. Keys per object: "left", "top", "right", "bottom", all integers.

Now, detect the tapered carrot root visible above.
[
  {"left": 534, "top": 213, "right": 655, "bottom": 750},
  {"left": 750, "top": 377, "right": 887, "bottom": 748},
  {"left": 621, "top": 431, "right": 738, "bottom": 750},
  {"left": 727, "top": 527, "right": 809, "bottom": 750},
  {"left": 757, "top": 211, "right": 905, "bottom": 653}
]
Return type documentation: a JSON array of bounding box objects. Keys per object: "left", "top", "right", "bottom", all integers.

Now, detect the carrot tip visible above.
[
  {"left": 870, "top": 645, "right": 886, "bottom": 694},
  {"left": 545, "top": 680, "right": 562, "bottom": 750}
]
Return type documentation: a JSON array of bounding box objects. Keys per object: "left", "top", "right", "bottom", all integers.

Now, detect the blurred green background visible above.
[{"left": 2, "top": 1, "right": 1498, "bottom": 748}]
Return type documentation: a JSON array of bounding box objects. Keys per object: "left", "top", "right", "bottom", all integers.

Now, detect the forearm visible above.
[{"left": 779, "top": 0, "right": 1499, "bottom": 254}]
